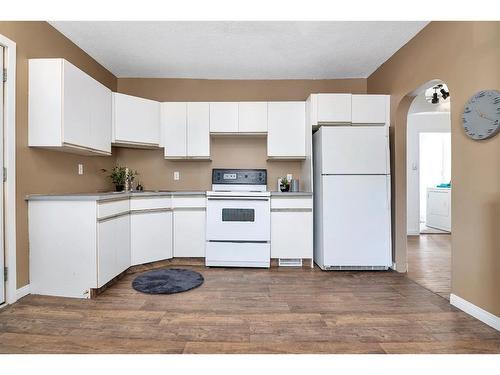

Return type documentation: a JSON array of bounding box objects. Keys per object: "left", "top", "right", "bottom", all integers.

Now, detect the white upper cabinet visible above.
[
  {"left": 162, "top": 102, "right": 210, "bottom": 159},
  {"left": 29, "top": 58, "right": 112, "bottom": 155},
  {"left": 209, "top": 102, "right": 239, "bottom": 133},
  {"left": 238, "top": 102, "right": 268, "bottom": 133},
  {"left": 112, "top": 93, "right": 160, "bottom": 147},
  {"left": 187, "top": 102, "right": 210, "bottom": 158},
  {"left": 267, "top": 102, "right": 306, "bottom": 159},
  {"left": 351, "top": 94, "right": 388, "bottom": 124},
  {"left": 316, "top": 94, "right": 352, "bottom": 124},
  {"left": 162, "top": 102, "right": 187, "bottom": 158}
]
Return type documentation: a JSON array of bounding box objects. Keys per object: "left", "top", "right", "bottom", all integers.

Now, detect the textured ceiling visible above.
[{"left": 49, "top": 21, "right": 428, "bottom": 79}]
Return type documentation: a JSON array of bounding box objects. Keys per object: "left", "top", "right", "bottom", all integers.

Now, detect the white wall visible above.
[{"left": 407, "top": 109, "right": 451, "bottom": 235}]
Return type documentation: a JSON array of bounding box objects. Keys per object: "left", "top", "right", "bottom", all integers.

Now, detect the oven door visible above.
[{"left": 206, "top": 196, "right": 270, "bottom": 242}]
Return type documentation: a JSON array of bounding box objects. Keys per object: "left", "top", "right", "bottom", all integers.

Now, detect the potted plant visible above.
[
  {"left": 108, "top": 166, "right": 127, "bottom": 191},
  {"left": 279, "top": 176, "right": 290, "bottom": 192}
]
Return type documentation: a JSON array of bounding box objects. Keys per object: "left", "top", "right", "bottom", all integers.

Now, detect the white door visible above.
[
  {"left": 351, "top": 95, "right": 387, "bottom": 124},
  {"left": 113, "top": 93, "right": 160, "bottom": 146},
  {"left": 187, "top": 102, "right": 210, "bottom": 158},
  {"left": 267, "top": 102, "right": 306, "bottom": 158},
  {"left": 163, "top": 102, "right": 187, "bottom": 158},
  {"left": 209, "top": 102, "right": 238, "bottom": 133},
  {"left": 131, "top": 211, "right": 173, "bottom": 266},
  {"left": 173, "top": 210, "right": 206, "bottom": 257},
  {"left": 63, "top": 60, "right": 92, "bottom": 148},
  {"left": 0, "top": 45, "right": 4, "bottom": 304},
  {"left": 317, "top": 94, "right": 352, "bottom": 124},
  {"left": 319, "top": 126, "right": 390, "bottom": 175},
  {"left": 238, "top": 102, "right": 268, "bottom": 133},
  {"left": 90, "top": 80, "right": 112, "bottom": 153},
  {"left": 322, "top": 175, "right": 391, "bottom": 267}
]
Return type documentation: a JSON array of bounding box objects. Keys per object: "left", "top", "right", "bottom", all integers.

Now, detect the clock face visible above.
[{"left": 462, "top": 90, "right": 500, "bottom": 140}]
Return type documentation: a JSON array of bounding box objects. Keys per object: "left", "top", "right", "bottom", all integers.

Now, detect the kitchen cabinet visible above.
[
  {"left": 267, "top": 101, "right": 306, "bottom": 159},
  {"left": 271, "top": 196, "right": 313, "bottom": 260},
  {"left": 238, "top": 102, "right": 268, "bottom": 133},
  {"left": 316, "top": 94, "right": 352, "bottom": 124},
  {"left": 173, "top": 195, "right": 206, "bottom": 257},
  {"left": 210, "top": 102, "right": 239, "bottom": 133},
  {"left": 112, "top": 93, "right": 161, "bottom": 147},
  {"left": 351, "top": 95, "right": 388, "bottom": 124},
  {"left": 162, "top": 102, "right": 210, "bottom": 159},
  {"left": 130, "top": 197, "right": 173, "bottom": 265},
  {"left": 28, "top": 58, "right": 112, "bottom": 155}
]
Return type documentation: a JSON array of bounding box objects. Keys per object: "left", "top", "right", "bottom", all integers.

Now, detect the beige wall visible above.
[
  {"left": 0, "top": 21, "right": 118, "bottom": 288},
  {"left": 368, "top": 21, "right": 500, "bottom": 315},
  {"left": 115, "top": 78, "right": 367, "bottom": 192}
]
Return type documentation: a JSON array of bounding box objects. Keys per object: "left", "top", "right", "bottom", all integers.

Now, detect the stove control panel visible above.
[{"left": 212, "top": 169, "right": 267, "bottom": 185}]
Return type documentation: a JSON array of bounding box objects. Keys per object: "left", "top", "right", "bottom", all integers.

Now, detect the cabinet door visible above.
[
  {"left": 97, "top": 214, "right": 130, "bottom": 287},
  {"left": 131, "top": 211, "right": 173, "bottom": 266},
  {"left": 351, "top": 95, "right": 387, "bottom": 124},
  {"left": 267, "top": 102, "right": 306, "bottom": 158},
  {"left": 63, "top": 60, "right": 92, "bottom": 148},
  {"left": 90, "top": 80, "right": 112, "bottom": 153},
  {"left": 238, "top": 102, "right": 268, "bottom": 133},
  {"left": 163, "top": 102, "right": 187, "bottom": 158},
  {"left": 271, "top": 211, "right": 313, "bottom": 259},
  {"left": 209, "top": 102, "right": 238, "bottom": 133},
  {"left": 173, "top": 210, "right": 206, "bottom": 257},
  {"left": 317, "top": 94, "right": 352, "bottom": 124},
  {"left": 187, "top": 102, "right": 210, "bottom": 158},
  {"left": 113, "top": 93, "right": 160, "bottom": 146}
]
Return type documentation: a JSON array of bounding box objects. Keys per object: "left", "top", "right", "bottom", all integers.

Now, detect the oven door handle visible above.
[{"left": 207, "top": 197, "right": 270, "bottom": 201}]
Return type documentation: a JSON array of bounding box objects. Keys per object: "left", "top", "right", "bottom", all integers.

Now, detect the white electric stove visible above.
[{"left": 206, "top": 169, "right": 270, "bottom": 268}]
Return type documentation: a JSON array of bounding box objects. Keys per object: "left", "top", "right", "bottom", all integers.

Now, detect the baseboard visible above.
[
  {"left": 450, "top": 293, "right": 500, "bottom": 331},
  {"left": 15, "top": 284, "right": 30, "bottom": 300},
  {"left": 407, "top": 230, "right": 419, "bottom": 236}
]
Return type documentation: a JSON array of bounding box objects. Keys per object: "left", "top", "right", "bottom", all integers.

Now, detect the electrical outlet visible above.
[
  {"left": 174, "top": 171, "right": 180, "bottom": 181},
  {"left": 78, "top": 164, "right": 84, "bottom": 175}
]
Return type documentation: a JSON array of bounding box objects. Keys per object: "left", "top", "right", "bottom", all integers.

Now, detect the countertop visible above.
[{"left": 26, "top": 191, "right": 207, "bottom": 202}]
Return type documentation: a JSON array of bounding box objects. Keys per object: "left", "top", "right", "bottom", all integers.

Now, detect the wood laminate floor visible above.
[
  {"left": 407, "top": 234, "right": 451, "bottom": 299},
  {"left": 1, "top": 262, "right": 499, "bottom": 354}
]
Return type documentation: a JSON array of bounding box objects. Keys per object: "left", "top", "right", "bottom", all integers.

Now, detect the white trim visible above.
[
  {"left": 0, "top": 34, "right": 17, "bottom": 305},
  {"left": 450, "top": 293, "right": 500, "bottom": 331},
  {"left": 15, "top": 284, "right": 30, "bottom": 300}
]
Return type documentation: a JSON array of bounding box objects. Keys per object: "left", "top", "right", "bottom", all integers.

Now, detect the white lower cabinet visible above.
[
  {"left": 97, "top": 213, "right": 130, "bottom": 287},
  {"left": 131, "top": 210, "right": 173, "bottom": 265},
  {"left": 173, "top": 210, "right": 206, "bottom": 257},
  {"left": 271, "top": 196, "right": 313, "bottom": 260}
]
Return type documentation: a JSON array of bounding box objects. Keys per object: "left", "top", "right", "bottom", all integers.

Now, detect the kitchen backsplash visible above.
[{"left": 114, "top": 135, "right": 304, "bottom": 191}]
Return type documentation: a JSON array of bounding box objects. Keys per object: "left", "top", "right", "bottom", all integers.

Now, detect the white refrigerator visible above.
[{"left": 313, "top": 126, "right": 392, "bottom": 270}]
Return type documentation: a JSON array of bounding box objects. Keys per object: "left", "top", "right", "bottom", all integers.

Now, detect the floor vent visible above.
[
  {"left": 323, "top": 265, "right": 388, "bottom": 271},
  {"left": 279, "top": 258, "right": 303, "bottom": 267}
]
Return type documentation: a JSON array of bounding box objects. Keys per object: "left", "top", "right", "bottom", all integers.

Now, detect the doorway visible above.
[{"left": 406, "top": 81, "right": 452, "bottom": 299}]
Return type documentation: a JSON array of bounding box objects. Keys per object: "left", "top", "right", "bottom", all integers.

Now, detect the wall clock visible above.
[{"left": 462, "top": 90, "right": 500, "bottom": 140}]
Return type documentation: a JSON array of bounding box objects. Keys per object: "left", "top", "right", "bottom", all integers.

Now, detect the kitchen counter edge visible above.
[{"left": 26, "top": 191, "right": 207, "bottom": 202}]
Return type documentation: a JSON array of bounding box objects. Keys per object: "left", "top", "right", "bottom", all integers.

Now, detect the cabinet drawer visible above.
[
  {"left": 271, "top": 197, "right": 313, "bottom": 210},
  {"left": 97, "top": 199, "right": 130, "bottom": 219},
  {"left": 172, "top": 195, "right": 206, "bottom": 209},
  {"left": 130, "top": 197, "right": 172, "bottom": 210}
]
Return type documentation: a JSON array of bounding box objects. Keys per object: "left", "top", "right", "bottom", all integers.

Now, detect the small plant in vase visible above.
[
  {"left": 279, "top": 176, "right": 290, "bottom": 192},
  {"left": 103, "top": 166, "right": 138, "bottom": 191}
]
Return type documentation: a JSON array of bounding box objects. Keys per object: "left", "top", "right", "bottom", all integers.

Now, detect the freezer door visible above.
[
  {"left": 319, "top": 126, "right": 390, "bottom": 175},
  {"left": 322, "top": 175, "right": 392, "bottom": 267}
]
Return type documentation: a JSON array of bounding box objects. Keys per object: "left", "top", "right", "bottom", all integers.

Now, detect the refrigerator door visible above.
[
  {"left": 322, "top": 175, "right": 392, "bottom": 268},
  {"left": 319, "top": 126, "right": 390, "bottom": 175}
]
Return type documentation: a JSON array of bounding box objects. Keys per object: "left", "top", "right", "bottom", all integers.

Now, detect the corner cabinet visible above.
[
  {"left": 112, "top": 93, "right": 161, "bottom": 148},
  {"left": 162, "top": 102, "right": 210, "bottom": 159},
  {"left": 267, "top": 102, "right": 306, "bottom": 159},
  {"left": 28, "top": 58, "right": 112, "bottom": 156}
]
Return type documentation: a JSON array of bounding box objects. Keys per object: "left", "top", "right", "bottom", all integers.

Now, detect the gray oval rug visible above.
[{"left": 132, "top": 268, "right": 204, "bottom": 294}]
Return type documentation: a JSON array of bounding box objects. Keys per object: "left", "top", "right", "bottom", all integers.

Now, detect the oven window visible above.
[{"left": 222, "top": 208, "right": 255, "bottom": 222}]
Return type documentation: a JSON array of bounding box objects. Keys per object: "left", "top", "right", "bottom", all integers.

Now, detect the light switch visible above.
[
  {"left": 174, "top": 171, "right": 180, "bottom": 181},
  {"left": 78, "top": 164, "right": 84, "bottom": 175}
]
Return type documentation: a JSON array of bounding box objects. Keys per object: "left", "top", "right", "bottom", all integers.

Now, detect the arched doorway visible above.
[{"left": 405, "top": 80, "right": 452, "bottom": 299}]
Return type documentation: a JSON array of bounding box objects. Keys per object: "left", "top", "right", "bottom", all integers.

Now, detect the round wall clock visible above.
[{"left": 462, "top": 90, "right": 500, "bottom": 140}]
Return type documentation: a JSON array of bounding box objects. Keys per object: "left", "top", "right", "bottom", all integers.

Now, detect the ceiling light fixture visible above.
[
  {"left": 440, "top": 88, "right": 450, "bottom": 100},
  {"left": 425, "top": 83, "right": 450, "bottom": 104}
]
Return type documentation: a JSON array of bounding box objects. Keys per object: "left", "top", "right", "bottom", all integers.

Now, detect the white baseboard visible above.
[
  {"left": 407, "top": 230, "right": 419, "bottom": 236},
  {"left": 15, "top": 284, "right": 30, "bottom": 300},
  {"left": 450, "top": 293, "right": 500, "bottom": 331}
]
